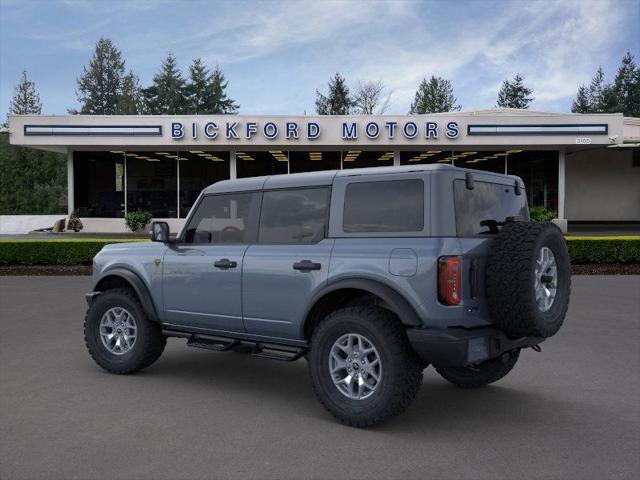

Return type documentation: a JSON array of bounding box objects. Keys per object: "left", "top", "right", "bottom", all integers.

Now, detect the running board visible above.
[
  {"left": 162, "top": 329, "right": 306, "bottom": 362},
  {"left": 186, "top": 334, "right": 239, "bottom": 352}
]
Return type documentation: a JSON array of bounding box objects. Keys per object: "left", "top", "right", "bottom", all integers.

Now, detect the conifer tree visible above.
[
  {"left": 143, "top": 53, "right": 188, "bottom": 114},
  {"left": 571, "top": 85, "right": 591, "bottom": 113},
  {"left": 315, "top": 73, "right": 353, "bottom": 115},
  {"left": 8, "top": 70, "right": 42, "bottom": 116},
  {"left": 116, "top": 71, "right": 144, "bottom": 115},
  {"left": 75, "top": 38, "right": 126, "bottom": 114},
  {"left": 613, "top": 51, "right": 640, "bottom": 117},
  {"left": 409, "top": 76, "right": 460, "bottom": 114},
  {"left": 496, "top": 74, "right": 534, "bottom": 109}
]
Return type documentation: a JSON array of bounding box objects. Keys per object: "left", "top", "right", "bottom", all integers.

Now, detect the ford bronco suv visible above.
[{"left": 85, "top": 164, "right": 570, "bottom": 427}]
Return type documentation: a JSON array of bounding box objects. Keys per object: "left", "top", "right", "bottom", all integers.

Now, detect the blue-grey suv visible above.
[{"left": 85, "top": 164, "right": 571, "bottom": 427}]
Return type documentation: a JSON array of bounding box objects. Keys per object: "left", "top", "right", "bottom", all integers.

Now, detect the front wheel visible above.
[
  {"left": 435, "top": 350, "right": 520, "bottom": 389},
  {"left": 308, "top": 306, "right": 423, "bottom": 427},
  {"left": 84, "top": 288, "right": 166, "bottom": 374}
]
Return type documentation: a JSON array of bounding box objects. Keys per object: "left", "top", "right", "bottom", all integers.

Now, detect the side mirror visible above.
[{"left": 150, "top": 221, "right": 170, "bottom": 242}]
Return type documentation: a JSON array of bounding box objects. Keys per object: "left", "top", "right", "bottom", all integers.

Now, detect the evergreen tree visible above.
[
  {"left": 0, "top": 134, "right": 67, "bottom": 215},
  {"left": 496, "top": 74, "right": 534, "bottom": 109},
  {"left": 409, "top": 76, "right": 460, "bottom": 114},
  {"left": 571, "top": 85, "right": 591, "bottom": 113},
  {"left": 207, "top": 65, "right": 239, "bottom": 114},
  {"left": 1, "top": 72, "right": 66, "bottom": 214},
  {"left": 587, "top": 67, "right": 607, "bottom": 112},
  {"left": 116, "top": 71, "right": 144, "bottom": 115},
  {"left": 613, "top": 51, "right": 640, "bottom": 117},
  {"left": 186, "top": 58, "right": 209, "bottom": 114},
  {"left": 75, "top": 37, "right": 126, "bottom": 114},
  {"left": 143, "top": 53, "right": 188, "bottom": 114},
  {"left": 315, "top": 73, "right": 353, "bottom": 115},
  {"left": 8, "top": 70, "right": 42, "bottom": 116},
  {"left": 185, "top": 59, "right": 239, "bottom": 114}
]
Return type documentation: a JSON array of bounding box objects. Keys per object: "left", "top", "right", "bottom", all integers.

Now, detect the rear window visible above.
[
  {"left": 454, "top": 180, "right": 528, "bottom": 236},
  {"left": 343, "top": 179, "right": 424, "bottom": 233}
]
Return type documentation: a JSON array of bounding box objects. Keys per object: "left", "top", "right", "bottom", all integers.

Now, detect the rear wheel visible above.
[
  {"left": 435, "top": 350, "right": 520, "bottom": 389},
  {"left": 84, "top": 288, "right": 166, "bottom": 374},
  {"left": 308, "top": 306, "right": 423, "bottom": 427}
]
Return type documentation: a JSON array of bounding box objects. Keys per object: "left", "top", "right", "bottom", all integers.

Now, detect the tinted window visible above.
[
  {"left": 259, "top": 188, "right": 329, "bottom": 244},
  {"left": 454, "top": 180, "right": 529, "bottom": 236},
  {"left": 343, "top": 180, "right": 424, "bottom": 233},
  {"left": 184, "top": 193, "right": 259, "bottom": 244}
]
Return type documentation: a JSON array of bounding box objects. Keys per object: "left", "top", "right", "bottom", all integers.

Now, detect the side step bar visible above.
[{"left": 162, "top": 329, "right": 306, "bottom": 362}]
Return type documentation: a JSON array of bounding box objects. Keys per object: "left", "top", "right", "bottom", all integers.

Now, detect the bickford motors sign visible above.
[{"left": 171, "top": 119, "right": 461, "bottom": 141}]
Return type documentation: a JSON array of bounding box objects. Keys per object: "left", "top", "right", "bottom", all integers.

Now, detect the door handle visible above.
[
  {"left": 214, "top": 258, "right": 237, "bottom": 269},
  {"left": 293, "top": 260, "right": 321, "bottom": 271}
]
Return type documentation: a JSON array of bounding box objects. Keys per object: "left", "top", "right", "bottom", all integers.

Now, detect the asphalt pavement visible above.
[{"left": 0, "top": 275, "right": 638, "bottom": 480}]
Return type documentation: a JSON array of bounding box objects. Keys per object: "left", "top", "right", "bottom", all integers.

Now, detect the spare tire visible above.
[{"left": 486, "top": 222, "right": 571, "bottom": 339}]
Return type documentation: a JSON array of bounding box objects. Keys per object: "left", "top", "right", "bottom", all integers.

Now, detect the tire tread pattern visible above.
[
  {"left": 84, "top": 288, "right": 167, "bottom": 374},
  {"left": 486, "top": 222, "right": 571, "bottom": 338},
  {"left": 309, "top": 306, "right": 423, "bottom": 427}
]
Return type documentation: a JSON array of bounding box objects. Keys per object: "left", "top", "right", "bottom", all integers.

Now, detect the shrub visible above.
[
  {"left": 565, "top": 237, "right": 640, "bottom": 264},
  {"left": 0, "top": 239, "right": 148, "bottom": 265},
  {"left": 125, "top": 211, "right": 153, "bottom": 232},
  {"left": 529, "top": 206, "right": 557, "bottom": 222},
  {"left": 67, "top": 210, "right": 83, "bottom": 232}
]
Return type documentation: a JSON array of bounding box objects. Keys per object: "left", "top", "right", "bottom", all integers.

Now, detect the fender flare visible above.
[
  {"left": 92, "top": 268, "right": 160, "bottom": 323},
  {"left": 304, "top": 278, "right": 422, "bottom": 331}
]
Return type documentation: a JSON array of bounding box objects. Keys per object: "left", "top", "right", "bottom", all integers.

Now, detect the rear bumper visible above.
[{"left": 406, "top": 326, "right": 544, "bottom": 367}]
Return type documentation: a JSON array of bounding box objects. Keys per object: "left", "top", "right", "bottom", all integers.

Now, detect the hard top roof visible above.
[{"left": 203, "top": 163, "right": 521, "bottom": 194}]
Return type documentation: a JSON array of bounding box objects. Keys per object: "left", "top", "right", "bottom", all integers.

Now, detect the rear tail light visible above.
[{"left": 438, "top": 256, "right": 461, "bottom": 306}]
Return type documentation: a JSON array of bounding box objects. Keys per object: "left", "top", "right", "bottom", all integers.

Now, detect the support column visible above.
[
  {"left": 176, "top": 158, "right": 180, "bottom": 218},
  {"left": 230, "top": 150, "right": 237, "bottom": 179},
  {"left": 556, "top": 149, "right": 567, "bottom": 233},
  {"left": 393, "top": 150, "right": 400, "bottom": 166},
  {"left": 66, "top": 149, "right": 74, "bottom": 216}
]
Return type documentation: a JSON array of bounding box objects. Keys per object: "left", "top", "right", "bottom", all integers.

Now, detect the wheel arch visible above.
[
  {"left": 302, "top": 278, "right": 422, "bottom": 340},
  {"left": 92, "top": 268, "right": 160, "bottom": 322}
]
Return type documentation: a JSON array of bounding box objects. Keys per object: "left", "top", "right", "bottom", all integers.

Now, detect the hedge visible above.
[
  {"left": 0, "top": 239, "right": 148, "bottom": 266},
  {"left": 565, "top": 236, "right": 640, "bottom": 264},
  {"left": 0, "top": 237, "right": 638, "bottom": 266}
]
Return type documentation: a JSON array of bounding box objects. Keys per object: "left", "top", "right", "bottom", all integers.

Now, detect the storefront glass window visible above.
[
  {"left": 126, "top": 152, "right": 177, "bottom": 218},
  {"left": 507, "top": 151, "right": 558, "bottom": 210},
  {"left": 342, "top": 151, "right": 394, "bottom": 169},
  {"left": 236, "top": 151, "right": 289, "bottom": 178},
  {"left": 289, "top": 151, "right": 341, "bottom": 173},
  {"left": 73, "top": 151, "right": 125, "bottom": 218},
  {"left": 177, "top": 151, "right": 230, "bottom": 217}
]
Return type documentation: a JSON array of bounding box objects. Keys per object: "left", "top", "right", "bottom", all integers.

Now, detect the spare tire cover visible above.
[{"left": 486, "top": 222, "right": 571, "bottom": 339}]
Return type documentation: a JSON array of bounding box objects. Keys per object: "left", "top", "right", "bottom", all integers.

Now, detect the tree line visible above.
[
  {"left": 1, "top": 37, "right": 638, "bottom": 216},
  {"left": 71, "top": 37, "right": 239, "bottom": 115},
  {"left": 4, "top": 36, "right": 639, "bottom": 119}
]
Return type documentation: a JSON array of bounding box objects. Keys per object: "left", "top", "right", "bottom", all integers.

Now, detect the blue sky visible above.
[{"left": 1, "top": 0, "right": 638, "bottom": 117}]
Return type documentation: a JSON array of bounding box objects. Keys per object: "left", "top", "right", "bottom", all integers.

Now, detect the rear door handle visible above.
[
  {"left": 293, "top": 260, "right": 321, "bottom": 271},
  {"left": 214, "top": 258, "right": 237, "bottom": 269}
]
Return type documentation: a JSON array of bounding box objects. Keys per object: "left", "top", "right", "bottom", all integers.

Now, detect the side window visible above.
[
  {"left": 184, "top": 193, "right": 259, "bottom": 244},
  {"left": 343, "top": 179, "right": 424, "bottom": 233},
  {"left": 259, "top": 188, "right": 329, "bottom": 244}
]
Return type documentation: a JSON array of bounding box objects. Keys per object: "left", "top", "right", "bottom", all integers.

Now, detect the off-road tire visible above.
[
  {"left": 308, "top": 306, "right": 423, "bottom": 427},
  {"left": 435, "top": 350, "right": 520, "bottom": 389},
  {"left": 84, "top": 288, "right": 166, "bottom": 374},
  {"left": 486, "top": 222, "right": 571, "bottom": 339}
]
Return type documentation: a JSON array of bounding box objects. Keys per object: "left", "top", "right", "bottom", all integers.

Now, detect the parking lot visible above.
[{"left": 1, "top": 275, "right": 638, "bottom": 480}]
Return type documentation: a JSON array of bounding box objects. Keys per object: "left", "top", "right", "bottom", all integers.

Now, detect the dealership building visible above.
[{"left": 7, "top": 109, "right": 640, "bottom": 233}]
